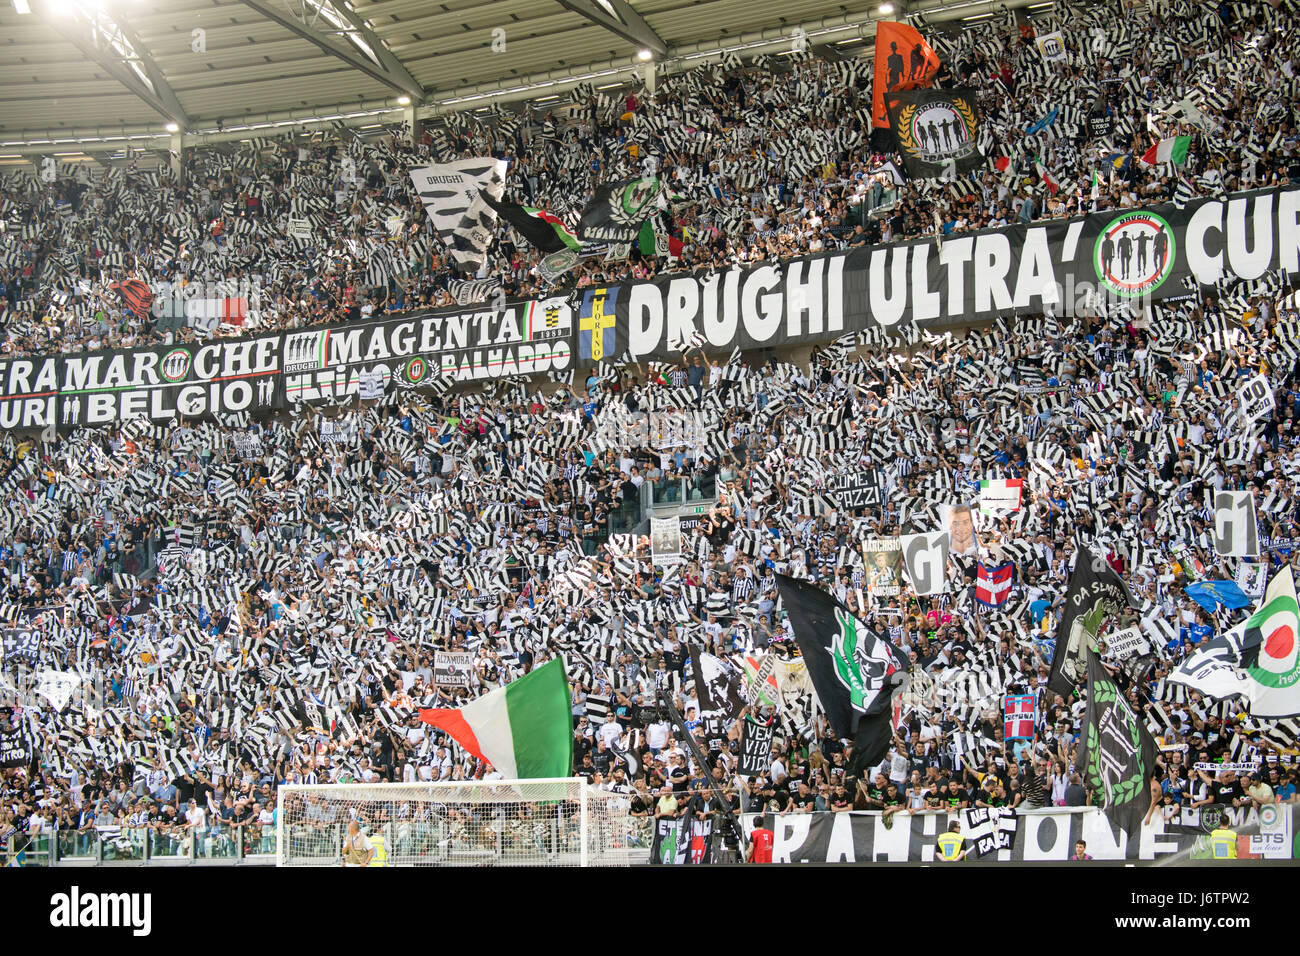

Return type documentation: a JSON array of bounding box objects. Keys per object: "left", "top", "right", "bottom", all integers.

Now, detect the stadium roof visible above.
[{"left": 0, "top": 0, "right": 1049, "bottom": 155}]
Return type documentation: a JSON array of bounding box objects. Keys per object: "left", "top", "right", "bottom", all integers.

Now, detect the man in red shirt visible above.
[{"left": 747, "top": 815, "right": 773, "bottom": 863}]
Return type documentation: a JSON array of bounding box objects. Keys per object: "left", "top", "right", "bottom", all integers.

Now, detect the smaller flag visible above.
[
  {"left": 976, "top": 562, "right": 1015, "bottom": 606},
  {"left": 978, "top": 478, "right": 1023, "bottom": 514},
  {"left": 1035, "top": 161, "right": 1060, "bottom": 196},
  {"left": 637, "top": 218, "right": 684, "bottom": 258},
  {"left": 1025, "top": 108, "right": 1059, "bottom": 137},
  {"left": 1003, "top": 695, "right": 1036, "bottom": 739},
  {"left": 1140, "top": 135, "right": 1191, "bottom": 166},
  {"left": 110, "top": 278, "right": 154, "bottom": 318},
  {"left": 1185, "top": 580, "right": 1252, "bottom": 614}
]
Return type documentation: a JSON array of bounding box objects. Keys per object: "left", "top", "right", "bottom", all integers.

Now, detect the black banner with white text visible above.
[{"left": 1, "top": 186, "right": 1297, "bottom": 432}]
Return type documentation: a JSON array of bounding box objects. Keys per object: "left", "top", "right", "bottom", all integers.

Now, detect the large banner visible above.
[
  {"left": 575, "top": 185, "right": 1300, "bottom": 367},
  {"left": 758, "top": 805, "right": 1299, "bottom": 862},
  {"left": 0, "top": 294, "right": 576, "bottom": 433},
  {"left": 2, "top": 186, "right": 1297, "bottom": 432}
]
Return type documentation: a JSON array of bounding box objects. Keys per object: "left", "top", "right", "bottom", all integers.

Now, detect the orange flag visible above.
[{"left": 872, "top": 21, "right": 941, "bottom": 129}]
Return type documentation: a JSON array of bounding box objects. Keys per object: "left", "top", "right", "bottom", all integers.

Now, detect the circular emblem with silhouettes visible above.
[{"left": 1094, "top": 211, "right": 1176, "bottom": 298}]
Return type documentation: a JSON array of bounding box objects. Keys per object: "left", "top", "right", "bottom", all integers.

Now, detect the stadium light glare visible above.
[
  {"left": 878, "top": 3, "right": 894, "bottom": 13},
  {"left": 164, "top": 122, "right": 179, "bottom": 133},
  {"left": 396, "top": 95, "right": 411, "bottom": 105},
  {"left": 12, "top": 0, "right": 32, "bottom": 15},
  {"left": 636, "top": 48, "right": 653, "bottom": 61}
]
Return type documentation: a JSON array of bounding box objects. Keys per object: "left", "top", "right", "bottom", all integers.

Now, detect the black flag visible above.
[
  {"left": 1048, "top": 546, "right": 1142, "bottom": 697},
  {"left": 688, "top": 645, "right": 747, "bottom": 722},
  {"left": 577, "top": 177, "right": 667, "bottom": 243},
  {"left": 774, "top": 574, "right": 907, "bottom": 776},
  {"left": 1076, "top": 651, "right": 1157, "bottom": 838},
  {"left": 738, "top": 717, "right": 776, "bottom": 776},
  {"left": 0, "top": 724, "right": 34, "bottom": 769},
  {"left": 478, "top": 191, "right": 580, "bottom": 255},
  {"left": 886, "top": 88, "right": 983, "bottom": 180}
]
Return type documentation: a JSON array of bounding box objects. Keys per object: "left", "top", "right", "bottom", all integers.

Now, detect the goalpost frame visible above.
[{"left": 275, "top": 778, "right": 608, "bottom": 867}]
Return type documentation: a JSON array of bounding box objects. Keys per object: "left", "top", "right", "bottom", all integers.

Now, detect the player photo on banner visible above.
[
  {"left": 938, "top": 503, "right": 981, "bottom": 557},
  {"left": 863, "top": 537, "right": 902, "bottom": 597},
  {"left": 651, "top": 516, "right": 682, "bottom": 567}
]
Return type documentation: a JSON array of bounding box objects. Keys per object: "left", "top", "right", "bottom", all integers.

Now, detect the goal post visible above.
[{"left": 275, "top": 778, "right": 642, "bottom": 867}]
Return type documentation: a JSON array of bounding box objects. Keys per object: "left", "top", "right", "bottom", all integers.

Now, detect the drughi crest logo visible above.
[
  {"left": 616, "top": 177, "right": 661, "bottom": 223},
  {"left": 896, "top": 98, "right": 977, "bottom": 162},
  {"left": 402, "top": 356, "right": 429, "bottom": 386},
  {"left": 830, "top": 608, "right": 898, "bottom": 714},
  {"left": 1093, "top": 211, "right": 1176, "bottom": 298},
  {"left": 159, "top": 348, "right": 191, "bottom": 383}
]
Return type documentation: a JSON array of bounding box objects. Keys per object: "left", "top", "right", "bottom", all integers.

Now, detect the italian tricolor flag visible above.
[
  {"left": 419, "top": 657, "right": 573, "bottom": 778},
  {"left": 978, "top": 477, "right": 1023, "bottom": 514},
  {"left": 1141, "top": 135, "right": 1191, "bottom": 166},
  {"left": 1035, "top": 161, "right": 1060, "bottom": 196},
  {"left": 638, "top": 219, "right": 684, "bottom": 258}
]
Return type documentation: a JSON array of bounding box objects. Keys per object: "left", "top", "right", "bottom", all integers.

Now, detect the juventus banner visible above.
[
  {"left": 757, "top": 805, "right": 1298, "bottom": 862},
  {"left": 1215, "top": 490, "right": 1260, "bottom": 557},
  {"left": 3, "top": 185, "right": 1300, "bottom": 433},
  {"left": 886, "top": 88, "right": 984, "bottom": 180},
  {"left": 0, "top": 294, "right": 576, "bottom": 433},
  {"left": 1077, "top": 651, "right": 1158, "bottom": 838},
  {"left": 434, "top": 650, "right": 476, "bottom": 688},
  {"left": 1237, "top": 374, "right": 1274, "bottom": 426},
  {"left": 1048, "top": 546, "right": 1141, "bottom": 697},
  {"left": 572, "top": 185, "right": 1300, "bottom": 368}
]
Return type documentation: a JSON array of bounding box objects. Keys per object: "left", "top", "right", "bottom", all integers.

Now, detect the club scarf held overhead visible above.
[{"left": 418, "top": 657, "right": 573, "bottom": 779}]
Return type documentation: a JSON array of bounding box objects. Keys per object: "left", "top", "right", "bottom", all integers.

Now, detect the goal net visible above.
[{"left": 276, "top": 778, "right": 640, "bottom": 867}]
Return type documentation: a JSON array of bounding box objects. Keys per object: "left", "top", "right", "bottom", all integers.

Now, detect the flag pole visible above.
[{"left": 655, "top": 689, "right": 748, "bottom": 861}]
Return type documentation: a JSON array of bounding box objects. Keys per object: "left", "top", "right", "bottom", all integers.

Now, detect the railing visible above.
[
  {"left": 0, "top": 817, "right": 691, "bottom": 866},
  {"left": 4, "top": 822, "right": 278, "bottom": 866},
  {"left": 281, "top": 816, "right": 655, "bottom": 866},
  {"left": 854, "top": 184, "right": 900, "bottom": 219},
  {"left": 648, "top": 473, "right": 718, "bottom": 506}
]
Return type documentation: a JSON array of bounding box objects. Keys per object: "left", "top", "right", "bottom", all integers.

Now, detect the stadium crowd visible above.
[
  {"left": 1, "top": 0, "right": 1300, "bottom": 861},
  {"left": 1, "top": 0, "right": 1298, "bottom": 360}
]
